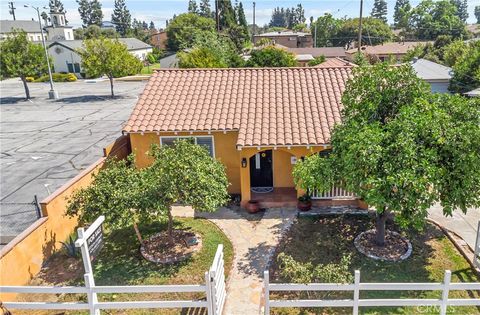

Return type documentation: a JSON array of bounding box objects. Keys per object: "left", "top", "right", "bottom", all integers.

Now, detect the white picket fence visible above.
[
  {"left": 1, "top": 245, "right": 226, "bottom": 315},
  {"left": 311, "top": 186, "right": 356, "bottom": 199},
  {"left": 264, "top": 270, "right": 480, "bottom": 315}
]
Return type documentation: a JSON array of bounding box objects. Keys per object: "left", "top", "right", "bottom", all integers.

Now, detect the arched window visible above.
[{"left": 53, "top": 16, "right": 58, "bottom": 26}]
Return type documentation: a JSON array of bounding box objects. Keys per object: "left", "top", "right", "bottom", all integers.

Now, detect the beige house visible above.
[
  {"left": 346, "top": 42, "right": 427, "bottom": 62},
  {"left": 253, "top": 31, "right": 313, "bottom": 48}
]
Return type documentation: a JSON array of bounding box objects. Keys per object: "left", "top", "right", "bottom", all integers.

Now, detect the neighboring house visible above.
[
  {"left": 411, "top": 58, "right": 452, "bottom": 93},
  {"left": 0, "top": 10, "right": 73, "bottom": 41},
  {"left": 315, "top": 57, "right": 356, "bottom": 68},
  {"left": 159, "top": 53, "right": 178, "bottom": 68},
  {"left": 47, "top": 38, "right": 152, "bottom": 75},
  {"left": 286, "top": 47, "right": 346, "bottom": 59},
  {"left": 253, "top": 31, "right": 313, "bottom": 48},
  {"left": 151, "top": 30, "right": 167, "bottom": 50},
  {"left": 345, "top": 42, "right": 427, "bottom": 62},
  {"left": 466, "top": 24, "right": 479, "bottom": 38},
  {"left": 123, "top": 67, "right": 365, "bottom": 209},
  {"left": 100, "top": 21, "right": 116, "bottom": 30}
]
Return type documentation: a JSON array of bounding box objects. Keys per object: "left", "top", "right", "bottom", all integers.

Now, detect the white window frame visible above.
[{"left": 160, "top": 135, "right": 215, "bottom": 158}]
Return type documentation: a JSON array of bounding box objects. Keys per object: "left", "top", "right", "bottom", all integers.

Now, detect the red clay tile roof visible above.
[
  {"left": 315, "top": 58, "right": 356, "bottom": 68},
  {"left": 123, "top": 67, "right": 352, "bottom": 147}
]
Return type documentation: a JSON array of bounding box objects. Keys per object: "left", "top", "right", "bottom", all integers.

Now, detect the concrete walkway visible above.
[
  {"left": 198, "top": 207, "right": 296, "bottom": 315},
  {"left": 428, "top": 204, "right": 480, "bottom": 250}
]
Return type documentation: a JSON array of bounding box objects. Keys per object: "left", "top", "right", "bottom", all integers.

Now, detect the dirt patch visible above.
[
  {"left": 354, "top": 229, "right": 412, "bottom": 262},
  {"left": 140, "top": 230, "right": 202, "bottom": 264}
]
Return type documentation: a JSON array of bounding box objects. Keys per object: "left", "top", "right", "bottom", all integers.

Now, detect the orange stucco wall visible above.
[{"left": 130, "top": 131, "right": 242, "bottom": 194}]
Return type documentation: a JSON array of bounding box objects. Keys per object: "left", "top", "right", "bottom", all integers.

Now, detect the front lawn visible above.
[
  {"left": 140, "top": 63, "right": 160, "bottom": 74},
  {"left": 270, "top": 214, "right": 480, "bottom": 315},
  {"left": 18, "top": 217, "right": 233, "bottom": 315}
]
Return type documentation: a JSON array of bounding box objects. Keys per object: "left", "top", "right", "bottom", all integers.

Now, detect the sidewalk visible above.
[{"left": 428, "top": 204, "right": 480, "bottom": 250}]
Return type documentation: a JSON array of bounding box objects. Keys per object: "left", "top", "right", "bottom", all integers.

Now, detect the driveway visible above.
[{"left": 0, "top": 78, "right": 146, "bottom": 245}]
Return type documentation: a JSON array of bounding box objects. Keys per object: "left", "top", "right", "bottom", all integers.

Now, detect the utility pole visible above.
[
  {"left": 252, "top": 1, "right": 256, "bottom": 42},
  {"left": 8, "top": 2, "right": 16, "bottom": 20},
  {"left": 25, "top": 4, "right": 59, "bottom": 100},
  {"left": 215, "top": 0, "right": 220, "bottom": 32},
  {"left": 314, "top": 24, "right": 317, "bottom": 48},
  {"left": 358, "top": 0, "right": 363, "bottom": 53}
]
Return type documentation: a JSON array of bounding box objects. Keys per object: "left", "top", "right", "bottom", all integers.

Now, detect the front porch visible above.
[{"left": 251, "top": 187, "right": 298, "bottom": 208}]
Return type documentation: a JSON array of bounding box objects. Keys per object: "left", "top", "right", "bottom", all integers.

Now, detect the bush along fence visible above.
[
  {"left": 263, "top": 270, "right": 480, "bottom": 315},
  {"left": 1, "top": 216, "right": 227, "bottom": 315}
]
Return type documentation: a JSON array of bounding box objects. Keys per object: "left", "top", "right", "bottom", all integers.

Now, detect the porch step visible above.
[{"left": 299, "top": 206, "right": 370, "bottom": 217}]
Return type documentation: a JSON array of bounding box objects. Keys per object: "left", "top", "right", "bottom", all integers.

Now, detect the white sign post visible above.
[
  {"left": 474, "top": 221, "right": 480, "bottom": 269},
  {"left": 75, "top": 215, "right": 105, "bottom": 315}
]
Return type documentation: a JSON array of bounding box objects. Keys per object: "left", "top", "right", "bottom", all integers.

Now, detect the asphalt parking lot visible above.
[{"left": 0, "top": 78, "right": 146, "bottom": 244}]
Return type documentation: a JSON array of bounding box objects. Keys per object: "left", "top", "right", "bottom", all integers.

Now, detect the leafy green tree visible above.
[
  {"left": 450, "top": 0, "right": 468, "bottom": 22},
  {"left": 66, "top": 157, "right": 154, "bottom": 245},
  {"left": 410, "top": 0, "right": 467, "bottom": 40},
  {"left": 311, "top": 13, "right": 343, "bottom": 47},
  {"left": 166, "top": 13, "right": 216, "bottom": 51},
  {"left": 77, "top": 38, "right": 142, "bottom": 97},
  {"left": 111, "top": 0, "right": 131, "bottom": 36},
  {"left": 246, "top": 46, "right": 297, "bottom": 67},
  {"left": 199, "top": 0, "right": 212, "bottom": 18},
  {"left": 269, "top": 7, "right": 286, "bottom": 28},
  {"left": 371, "top": 0, "right": 388, "bottom": 23},
  {"left": 442, "top": 40, "right": 468, "bottom": 66},
  {"left": 74, "top": 24, "right": 118, "bottom": 39},
  {"left": 307, "top": 55, "right": 326, "bottom": 66},
  {"left": 393, "top": 0, "right": 411, "bottom": 29},
  {"left": 450, "top": 41, "right": 480, "bottom": 93},
  {"left": 147, "top": 140, "right": 230, "bottom": 241},
  {"left": 188, "top": 0, "right": 198, "bottom": 14},
  {"left": 77, "top": 0, "right": 103, "bottom": 27},
  {"left": 293, "top": 64, "right": 480, "bottom": 246},
  {"left": 49, "top": 0, "right": 65, "bottom": 13},
  {"left": 337, "top": 17, "right": 393, "bottom": 47},
  {"left": 0, "top": 31, "right": 48, "bottom": 100},
  {"left": 352, "top": 52, "right": 369, "bottom": 66},
  {"left": 178, "top": 32, "right": 243, "bottom": 68},
  {"left": 475, "top": 6, "right": 480, "bottom": 24}
]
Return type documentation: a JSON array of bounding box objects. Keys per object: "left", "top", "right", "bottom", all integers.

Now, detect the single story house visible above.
[
  {"left": 286, "top": 47, "right": 346, "bottom": 59},
  {"left": 253, "top": 31, "right": 313, "bottom": 48},
  {"left": 151, "top": 30, "right": 167, "bottom": 50},
  {"left": 47, "top": 38, "right": 152, "bottom": 76},
  {"left": 346, "top": 42, "right": 428, "bottom": 62},
  {"left": 315, "top": 57, "right": 356, "bottom": 68},
  {"left": 123, "top": 67, "right": 365, "bottom": 208},
  {"left": 411, "top": 58, "right": 452, "bottom": 93}
]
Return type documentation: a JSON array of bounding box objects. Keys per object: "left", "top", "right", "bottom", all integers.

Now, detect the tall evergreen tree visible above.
[
  {"left": 49, "top": 0, "right": 65, "bottom": 13},
  {"left": 90, "top": 0, "right": 103, "bottom": 25},
  {"left": 199, "top": 0, "right": 212, "bottom": 18},
  {"left": 149, "top": 21, "right": 156, "bottom": 30},
  {"left": 236, "top": 1, "right": 248, "bottom": 29},
  {"left": 371, "top": 0, "right": 388, "bottom": 23},
  {"left": 451, "top": 0, "right": 468, "bottom": 23},
  {"left": 111, "top": 0, "right": 131, "bottom": 36},
  {"left": 77, "top": 0, "right": 103, "bottom": 27},
  {"left": 394, "top": 0, "right": 411, "bottom": 29},
  {"left": 269, "top": 7, "right": 286, "bottom": 28},
  {"left": 475, "top": 6, "right": 480, "bottom": 24},
  {"left": 218, "top": 0, "right": 236, "bottom": 30},
  {"left": 294, "top": 4, "right": 305, "bottom": 25},
  {"left": 188, "top": 0, "right": 198, "bottom": 14}
]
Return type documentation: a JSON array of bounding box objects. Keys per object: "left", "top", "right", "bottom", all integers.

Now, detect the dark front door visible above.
[{"left": 249, "top": 150, "right": 273, "bottom": 187}]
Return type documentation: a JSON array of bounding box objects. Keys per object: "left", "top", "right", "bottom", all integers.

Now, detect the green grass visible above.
[
  {"left": 19, "top": 217, "right": 233, "bottom": 315},
  {"left": 140, "top": 63, "right": 160, "bottom": 75},
  {"left": 270, "top": 214, "right": 480, "bottom": 315}
]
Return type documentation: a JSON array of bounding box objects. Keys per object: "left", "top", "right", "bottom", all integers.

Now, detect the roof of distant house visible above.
[
  {"left": 346, "top": 41, "right": 428, "bottom": 55},
  {"left": 286, "top": 47, "right": 346, "bottom": 58},
  {"left": 466, "top": 24, "right": 479, "bottom": 35},
  {"left": 0, "top": 20, "right": 41, "bottom": 33},
  {"left": 47, "top": 38, "right": 152, "bottom": 51},
  {"left": 465, "top": 87, "right": 480, "bottom": 97},
  {"left": 123, "top": 67, "right": 353, "bottom": 147},
  {"left": 255, "top": 31, "right": 310, "bottom": 37},
  {"left": 315, "top": 57, "right": 356, "bottom": 68},
  {"left": 411, "top": 58, "right": 452, "bottom": 81},
  {"left": 296, "top": 54, "right": 315, "bottom": 61}
]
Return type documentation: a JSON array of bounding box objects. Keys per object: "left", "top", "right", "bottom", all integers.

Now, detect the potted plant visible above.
[
  {"left": 246, "top": 200, "right": 260, "bottom": 213},
  {"left": 297, "top": 194, "right": 312, "bottom": 211}
]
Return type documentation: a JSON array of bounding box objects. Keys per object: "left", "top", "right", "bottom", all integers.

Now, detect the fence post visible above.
[
  {"left": 264, "top": 270, "right": 270, "bottom": 315},
  {"left": 353, "top": 270, "right": 360, "bottom": 315},
  {"left": 205, "top": 271, "right": 214, "bottom": 315},
  {"left": 440, "top": 270, "right": 451, "bottom": 315},
  {"left": 84, "top": 273, "right": 99, "bottom": 315}
]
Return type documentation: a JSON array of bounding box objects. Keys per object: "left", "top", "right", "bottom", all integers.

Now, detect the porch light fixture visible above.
[{"left": 241, "top": 158, "right": 247, "bottom": 168}]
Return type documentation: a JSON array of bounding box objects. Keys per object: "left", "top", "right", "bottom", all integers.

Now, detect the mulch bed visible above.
[
  {"left": 140, "top": 230, "right": 202, "bottom": 264},
  {"left": 354, "top": 229, "right": 412, "bottom": 262}
]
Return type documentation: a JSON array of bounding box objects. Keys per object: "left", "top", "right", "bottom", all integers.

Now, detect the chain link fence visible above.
[{"left": 0, "top": 196, "right": 42, "bottom": 246}]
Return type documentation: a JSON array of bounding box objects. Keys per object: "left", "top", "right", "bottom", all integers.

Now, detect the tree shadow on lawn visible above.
[
  {"left": 0, "top": 96, "right": 29, "bottom": 104},
  {"left": 270, "top": 214, "right": 480, "bottom": 314},
  {"left": 55, "top": 95, "right": 130, "bottom": 104}
]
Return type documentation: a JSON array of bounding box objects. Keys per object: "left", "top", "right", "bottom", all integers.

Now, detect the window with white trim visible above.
[{"left": 160, "top": 136, "right": 215, "bottom": 157}]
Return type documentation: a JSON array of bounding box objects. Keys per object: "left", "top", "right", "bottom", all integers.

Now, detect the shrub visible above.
[
  {"left": 25, "top": 76, "right": 35, "bottom": 82},
  {"left": 307, "top": 55, "right": 326, "bottom": 66},
  {"left": 34, "top": 73, "right": 77, "bottom": 82}
]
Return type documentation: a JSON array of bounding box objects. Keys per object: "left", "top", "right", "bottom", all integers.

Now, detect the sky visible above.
[{"left": 1, "top": 0, "right": 479, "bottom": 29}]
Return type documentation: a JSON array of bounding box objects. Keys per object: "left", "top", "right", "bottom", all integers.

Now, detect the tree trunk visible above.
[
  {"left": 133, "top": 222, "right": 144, "bottom": 246},
  {"left": 21, "top": 76, "right": 30, "bottom": 100},
  {"left": 167, "top": 205, "right": 174, "bottom": 244},
  {"left": 375, "top": 210, "right": 388, "bottom": 246},
  {"left": 109, "top": 75, "right": 114, "bottom": 98}
]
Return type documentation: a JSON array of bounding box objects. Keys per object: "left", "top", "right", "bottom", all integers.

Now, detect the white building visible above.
[
  {"left": 47, "top": 38, "right": 152, "bottom": 76},
  {"left": 0, "top": 10, "right": 73, "bottom": 41},
  {"left": 411, "top": 58, "right": 453, "bottom": 93}
]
